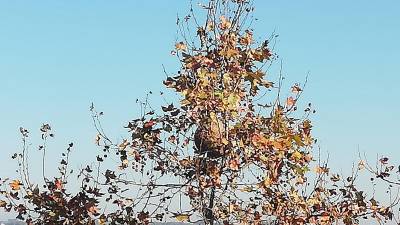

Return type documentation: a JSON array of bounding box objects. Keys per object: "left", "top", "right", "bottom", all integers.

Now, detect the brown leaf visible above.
[
  {"left": 291, "top": 84, "right": 302, "bottom": 94},
  {"left": 144, "top": 120, "right": 156, "bottom": 128},
  {"left": 179, "top": 159, "right": 191, "bottom": 168},
  {"left": 0, "top": 200, "right": 6, "bottom": 207}
]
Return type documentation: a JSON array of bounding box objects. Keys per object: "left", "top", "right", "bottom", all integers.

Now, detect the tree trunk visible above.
[{"left": 205, "top": 186, "right": 216, "bottom": 225}]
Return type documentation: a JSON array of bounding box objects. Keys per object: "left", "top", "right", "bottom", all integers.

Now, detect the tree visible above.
[{"left": 0, "top": 1, "right": 396, "bottom": 225}]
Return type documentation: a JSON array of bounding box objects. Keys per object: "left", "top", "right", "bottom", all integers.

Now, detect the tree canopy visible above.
[{"left": 0, "top": 1, "right": 398, "bottom": 225}]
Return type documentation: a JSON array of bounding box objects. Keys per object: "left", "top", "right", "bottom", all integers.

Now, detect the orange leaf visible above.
[
  {"left": 291, "top": 85, "right": 302, "bottom": 94},
  {"left": 88, "top": 205, "right": 99, "bottom": 215},
  {"left": 315, "top": 166, "right": 329, "bottom": 174},
  {"left": 144, "top": 120, "right": 156, "bottom": 128},
  {"left": 228, "top": 159, "right": 239, "bottom": 171},
  {"left": 55, "top": 179, "right": 63, "bottom": 190},
  {"left": 9, "top": 180, "right": 22, "bottom": 191},
  {"left": 286, "top": 96, "right": 296, "bottom": 108}
]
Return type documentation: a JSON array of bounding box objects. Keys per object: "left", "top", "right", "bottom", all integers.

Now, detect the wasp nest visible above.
[{"left": 194, "top": 117, "right": 225, "bottom": 158}]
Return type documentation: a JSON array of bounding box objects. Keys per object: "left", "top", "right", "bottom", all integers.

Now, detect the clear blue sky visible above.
[{"left": 0, "top": 1, "right": 399, "bottom": 221}]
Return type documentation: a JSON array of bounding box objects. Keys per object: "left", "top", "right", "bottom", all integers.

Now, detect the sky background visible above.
[{"left": 0, "top": 0, "right": 400, "bottom": 222}]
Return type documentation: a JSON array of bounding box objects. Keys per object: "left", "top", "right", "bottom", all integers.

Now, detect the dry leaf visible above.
[
  {"left": 291, "top": 84, "right": 302, "bottom": 94},
  {"left": 118, "top": 139, "right": 130, "bottom": 151},
  {"left": 144, "top": 120, "right": 156, "bottom": 128},
  {"left": 228, "top": 158, "right": 239, "bottom": 171},
  {"left": 315, "top": 166, "right": 329, "bottom": 174},
  {"left": 286, "top": 96, "right": 296, "bottom": 108},
  {"left": 179, "top": 159, "right": 191, "bottom": 168},
  {"left": 219, "top": 16, "right": 231, "bottom": 30},
  {"left": 9, "top": 180, "right": 22, "bottom": 191},
  {"left": 95, "top": 133, "right": 101, "bottom": 146},
  {"left": 173, "top": 213, "right": 191, "bottom": 222},
  {"left": 175, "top": 42, "right": 187, "bottom": 51},
  {"left": 292, "top": 151, "right": 302, "bottom": 160},
  {"left": 0, "top": 200, "right": 6, "bottom": 207},
  {"left": 55, "top": 179, "right": 63, "bottom": 191}
]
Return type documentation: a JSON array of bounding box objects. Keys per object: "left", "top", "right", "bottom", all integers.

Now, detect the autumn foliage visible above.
[{"left": 0, "top": 1, "right": 398, "bottom": 225}]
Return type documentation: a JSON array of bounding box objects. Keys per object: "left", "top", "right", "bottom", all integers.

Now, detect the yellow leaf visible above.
[
  {"left": 307, "top": 197, "right": 320, "bottom": 206},
  {"left": 197, "top": 91, "right": 208, "bottom": 99},
  {"left": 289, "top": 190, "right": 301, "bottom": 202},
  {"left": 293, "top": 135, "right": 303, "bottom": 146},
  {"left": 239, "top": 139, "right": 244, "bottom": 148},
  {"left": 259, "top": 155, "right": 268, "bottom": 163},
  {"left": 122, "top": 159, "right": 129, "bottom": 167},
  {"left": 206, "top": 21, "right": 214, "bottom": 31},
  {"left": 223, "top": 73, "right": 231, "bottom": 86},
  {"left": 175, "top": 42, "right": 187, "bottom": 51},
  {"left": 99, "top": 217, "right": 107, "bottom": 225},
  {"left": 210, "top": 112, "right": 217, "bottom": 121},
  {"left": 95, "top": 133, "right": 101, "bottom": 146},
  {"left": 229, "top": 203, "right": 235, "bottom": 212},
  {"left": 173, "top": 213, "right": 191, "bottom": 222},
  {"left": 198, "top": 70, "right": 210, "bottom": 86},
  {"left": 292, "top": 151, "right": 302, "bottom": 160},
  {"left": 180, "top": 99, "right": 190, "bottom": 106},
  {"left": 227, "top": 93, "right": 239, "bottom": 110},
  {"left": 262, "top": 177, "right": 272, "bottom": 187},
  {"left": 240, "top": 186, "right": 253, "bottom": 192}
]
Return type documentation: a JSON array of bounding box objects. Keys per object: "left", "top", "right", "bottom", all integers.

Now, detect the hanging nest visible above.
[{"left": 194, "top": 118, "right": 225, "bottom": 158}]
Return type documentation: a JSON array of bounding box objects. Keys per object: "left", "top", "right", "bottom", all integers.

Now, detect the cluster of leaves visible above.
[
  {"left": 0, "top": 0, "right": 398, "bottom": 225},
  {"left": 114, "top": 1, "right": 395, "bottom": 225},
  {"left": 1, "top": 121, "right": 173, "bottom": 225},
  {"left": 0, "top": 126, "right": 103, "bottom": 225}
]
